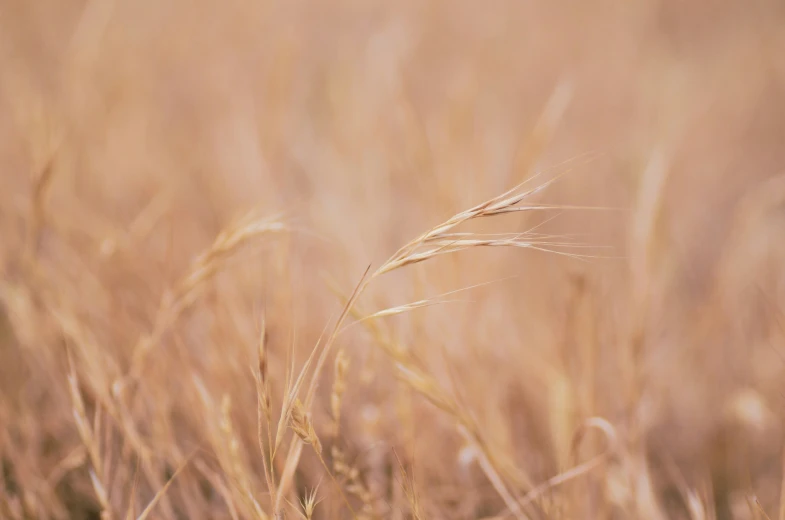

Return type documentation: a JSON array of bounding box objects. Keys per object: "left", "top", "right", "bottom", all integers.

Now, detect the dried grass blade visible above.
[{"left": 136, "top": 455, "right": 193, "bottom": 520}]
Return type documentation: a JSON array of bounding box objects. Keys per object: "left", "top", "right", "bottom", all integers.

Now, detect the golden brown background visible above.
[{"left": 2, "top": 1, "right": 785, "bottom": 518}]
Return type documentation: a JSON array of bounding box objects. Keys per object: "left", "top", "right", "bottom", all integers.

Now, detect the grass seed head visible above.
[{"left": 290, "top": 399, "right": 322, "bottom": 454}]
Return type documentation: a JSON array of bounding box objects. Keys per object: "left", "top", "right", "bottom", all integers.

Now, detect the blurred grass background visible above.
[{"left": 2, "top": 0, "right": 785, "bottom": 518}]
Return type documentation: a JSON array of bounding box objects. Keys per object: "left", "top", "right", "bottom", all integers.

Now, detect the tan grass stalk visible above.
[
  {"left": 331, "top": 446, "right": 375, "bottom": 517},
  {"left": 192, "top": 460, "right": 241, "bottom": 520},
  {"left": 393, "top": 450, "right": 422, "bottom": 520},
  {"left": 25, "top": 148, "right": 58, "bottom": 268},
  {"left": 56, "top": 304, "right": 177, "bottom": 518},
  {"left": 515, "top": 417, "right": 619, "bottom": 512},
  {"left": 351, "top": 305, "right": 535, "bottom": 520},
  {"left": 67, "top": 349, "right": 113, "bottom": 520},
  {"left": 331, "top": 349, "right": 350, "bottom": 438},
  {"left": 268, "top": 84, "right": 579, "bottom": 516},
  {"left": 626, "top": 150, "right": 669, "bottom": 430},
  {"left": 658, "top": 450, "right": 709, "bottom": 520},
  {"left": 289, "top": 400, "right": 358, "bottom": 519},
  {"left": 253, "top": 314, "right": 277, "bottom": 505},
  {"left": 123, "top": 458, "right": 141, "bottom": 520},
  {"left": 128, "top": 211, "right": 287, "bottom": 381},
  {"left": 748, "top": 495, "right": 772, "bottom": 520},
  {"left": 136, "top": 455, "right": 191, "bottom": 520},
  {"left": 780, "top": 447, "right": 785, "bottom": 520}
]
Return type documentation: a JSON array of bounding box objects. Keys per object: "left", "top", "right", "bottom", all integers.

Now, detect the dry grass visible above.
[{"left": 3, "top": 1, "right": 785, "bottom": 519}]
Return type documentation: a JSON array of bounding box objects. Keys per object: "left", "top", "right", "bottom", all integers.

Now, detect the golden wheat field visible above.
[{"left": 2, "top": 1, "right": 785, "bottom": 519}]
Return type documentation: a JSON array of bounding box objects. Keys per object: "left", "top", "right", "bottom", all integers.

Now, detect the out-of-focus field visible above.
[{"left": 2, "top": 1, "right": 785, "bottom": 519}]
